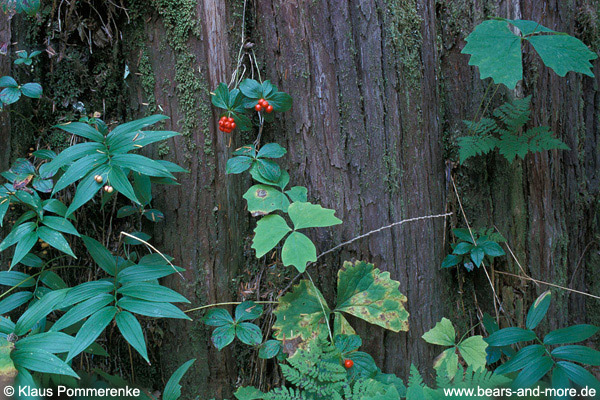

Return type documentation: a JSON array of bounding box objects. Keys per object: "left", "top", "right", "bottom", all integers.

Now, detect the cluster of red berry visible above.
[
  {"left": 219, "top": 116, "right": 236, "bottom": 133},
  {"left": 255, "top": 98, "right": 273, "bottom": 113}
]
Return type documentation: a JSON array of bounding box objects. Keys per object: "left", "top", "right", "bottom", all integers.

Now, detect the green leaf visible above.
[
  {"left": 495, "top": 345, "right": 546, "bottom": 375},
  {"left": 250, "top": 165, "right": 289, "bottom": 189},
  {"left": 107, "top": 114, "right": 169, "bottom": 140},
  {"left": 15, "top": 289, "right": 69, "bottom": 336},
  {"left": 457, "top": 336, "right": 488, "bottom": 371},
  {"left": 470, "top": 246, "right": 485, "bottom": 267},
  {"left": 257, "top": 143, "right": 287, "bottom": 159},
  {"left": 66, "top": 306, "right": 117, "bottom": 362},
  {"left": 243, "top": 185, "right": 290, "bottom": 215},
  {"left": 204, "top": 308, "right": 234, "bottom": 327},
  {"left": 486, "top": 327, "right": 537, "bottom": 346},
  {"left": 232, "top": 144, "right": 257, "bottom": 157},
  {"left": 42, "top": 216, "right": 80, "bottom": 237},
  {"left": 53, "top": 153, "right": 106, "bottom": 194},
  {"left": 15, "top": 332, "right": 75, "bottom": 354},
  {"left": 453, "top": 242, "right": 473, "bottom": 255},
  {"left": 51, "top": 293, "right": 114, "bottom": 332},
  {"left": 511, "top": 355, "right": 554, "bottom": 389},
  {"left": 117, "top": 282, "right": 189, "bottom": 303},
  {"left": 123, "top": 231, "right": 152, "bottom": 245},
  {"left": 556, "top": 361, "right": 600, "bottom": 391},
  {"left": 0, "top": 76, "right": 17, "bottom": 87},
  {"left": 56, "top": 122, "right": 104, "bottom": 142},
  {"left": 116, "top": 311, "right": 149, "bottom": 363},
  {"left": 526, "top": 33, "right": 597, "bottom": 78},
  {"left": 333, "top": 313, "right": 356, "bottom": 336},
  {"left": 347, "top": 351, "right": 378, "bottom": 379},
  {"left": 285, "top": 186, "right": 308, "bottom": 203},
  {"left": 211, "top": 82, "right": 229, "bottom": 109},
  {"left": 12, "top": 348, "right": 79, "bottom": 378},
  {"left": 551, "top": 363, "right": 571, "bottom": 396},
  {"left": 226, "top": 156, "right": 253, "bottom": 174},
  {"left": 81, "top": 235, "right": 116, "bottom": 275},
  {"left": 40, "top": 271, "right": 67, "bottom": 290},
  {"left": 551, "top": 345, "right": 600, "bottom": 366},
  {"left": 20, "top": 83, "right": 42, "bottom": 99},
  {"left": 11, "top": 231, "right": 38, "bottom": 267},
  {"left": 251, "top": 214, "right": 292, "bottom": 258},
  {"left": 37, "top": 226, "right": 76, "bottom": 257},
  {"left": 0, "top": 221, "right": 35, "bottom": 252},
  {"left": 118, "top": 297, "right": 191, "bottom": 320},
  {"left": 112, "top": 154, "right": 174, "bottom": 178},
  {"left": 235, "top": 301, "right": 263, "bottom": 322},
  {"left": 236, "top": 322, "right": 262, "bottom": 346},
  {"left": 143, "top": 209, "right": 164, "bottom": 223},
  {"left": 65, "top": 166, "right": 109, "bottom": 216},
  {"left": 0, "top": 271, "right": 35, "bottom": 287},
  {"left": 258, "top": 340, "right": 281, "bottom": 359},
  {"left": 211, "top": 324, "right": 235, "bottom": 350},
  {"left": 461, "top": 20, "right": 523, "bottom": 89},
  {"left": 108, "top": 167, "right": 139, "bottom": 204},
  {"left": 544, "top": 325, "right": 600, "bottom": 345},
  {"left": 288, "top": 202, "right": 342, "bottom": 230},
  {"left": 0, "top": 86, "right": 21, "bottom": 104},
  {"left": 163, "top": 359, "right": 195, "bottom": 400},
  {"left": 59, "top": 281, "right": 114, "bottom": 308},
  {"left": 526, "top": 290, "right": 552, "bottom": 330},
  {"left": 281, "top": 231, "right": 317, "bottom": 273},
  {"left": 239, "top": 79, "right": 263, "bottom": 99},
  {"left": 422, "top": 318, "right": 456, "bottom": 346},
  {"left": 441, "top": 254, "right": 462, "bottom": 269},
  {"left": 334, "top": 334, "right": 362, "bottom": 353},
  {"left": 272, "top": 280, "right": 330, "bottom": 342},
  {"left": 255, "top": 158, "right": 281, "bottom": 182},
  {"left": 433, "top": 347, "right": 459, "bottom": 379},
  {"left": 479, "top": 240, "right": 505, "bottom": 257},
  {"left": 117, "top": 264, "right": 180, "bottom": 284},
  {"left": 335, "top": 260, "right": 409, "bottom": 332},
  {"left": 0, "top": 291, "right": 33, "bottom": 314},
  {"left": 266, "top": 92, "right": 293, "bottom": 112}
]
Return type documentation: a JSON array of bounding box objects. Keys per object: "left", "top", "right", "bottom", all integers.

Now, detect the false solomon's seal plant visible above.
[{"left": 0, "top": 112, "right": 194, "bottom": 398}]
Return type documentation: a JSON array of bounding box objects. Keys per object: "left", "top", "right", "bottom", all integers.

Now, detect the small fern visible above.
[{"left": 458, "top": 96, "right": 569, "bottom": 163}]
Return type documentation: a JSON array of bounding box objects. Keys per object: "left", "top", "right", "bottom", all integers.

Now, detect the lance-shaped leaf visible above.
[
  {"left": 335, "top": 260, "right": 409, "bottom": 332},
  {"left": 272, "top": 280, "right": 330, "bottom": 342}
]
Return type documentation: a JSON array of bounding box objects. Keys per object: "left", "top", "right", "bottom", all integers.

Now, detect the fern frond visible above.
[
  {"left": 463, "top": 118, "right": 497, "bottom": 136},
  {"left": 264, "top": 386, "right": 307, "bottom": 400},
  {"left": 457, "top": 135, "right": 499, "bottom": 163},
  {"left": 493, "top": 96, "right": 531, "bottom": 131},
  {"left": 498, "top": 126, "right": 568, "bottom": 162}
]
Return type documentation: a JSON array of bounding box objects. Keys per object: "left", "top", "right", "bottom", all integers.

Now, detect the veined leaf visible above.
[
  {"left": 0, "top": 292, "right": 33, "bottom": 314},
  {"left": 15, "top": 289, "right": 69, "bottom": 336},
  {"left": 116, "top": 311, "right": 149, "bottom": 363},
  {"left": 544, "top": 325, "right": 600, "bottom": 345},
  {"left": 422, "top": 318, "right": 456, "bottom": 346},
  {"left": 51, "top": 293, "right": 114, "bottom": 332},
  {"left": 243, "top": 185, "right": 290, "bottom": 215},
  {"left": 117, "top": 282, "right": 189, "bottom": 303},
  {"left": 66, "top": 306, "right": 117, "bottom": 361},
  {"left": 335, "top": 260, "right": 409, "bottom": 332},
  {"left": 486, "top": 327, "right": 537, "bottom": 346},
  {"left": 37, "top": 226, "right": 76, "bottom": 257},
  {"left": 163, "top": 359, "right": 195, "bottom": 400},
  {"left": 55, "top": 122, "right": 104, "bottom": 142},
  {"left": 251, "top": 214, "right": 291, "bottom": 258},
  {"left": 81, "top": 235, "right": 116, "bottom": 276},
  {"left": 288, "top": 202, "right": 342, "bottom": 229},
  {"left": 273, "top": 280, "right": 330, "bottom": 342},
  {"left": 12, "top": 348, "right": 79, "bottom": 378},
  {"left": 551, "top": 345, "right": 600, "bottom": 366},
  {"left": 281, "top": 231, "right": 317, "bottom": 273},
  {"left": 118, "top": 297, "right": 191, "bottom": 320},
  {"left": 526, "top": 290, "right": 551, "bottom": 330}
]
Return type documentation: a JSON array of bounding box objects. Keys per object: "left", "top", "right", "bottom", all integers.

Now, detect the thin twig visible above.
[
  {"left": 495, "top": 270, "right": 600, "bottom": 300},
  {"left": 185, "top": 300, "right": 279, "bottom": 314},
  {"left": 318, "top": 212, "right": 452, "bottom": 259},
  {"left": 119, "top": 231, "right": 185, "bottom": 280},
  {"left": 279, "top": 212, "right": 452, "bottom": 297}
]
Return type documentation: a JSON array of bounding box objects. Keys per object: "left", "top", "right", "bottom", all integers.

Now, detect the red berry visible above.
[
  {"left": 344, "top": 359, "right": 354, "bottom": 369},
  {"left": 219, "top": 126, "right": 224, "bottom": 132},
  {"left": 219, "top": 120, "right": 225, "bottom": 126},
  {"left": 266, "top": 105, "right": 274, "bottom": 113},
  {"left": 255, "top": 104, "right": 263, "bottom": 112},
  {"left": 227, "top": 117, "right": 234, "bottom": 123},
  {"left": 226, "top": 122, "right": 233, "bottom": 129},
  {"left": 231, "top": 122, "right": 236, "bottom": 129},
  {"left": 259, "top": 99, "right": 267, "bottom": 107}
]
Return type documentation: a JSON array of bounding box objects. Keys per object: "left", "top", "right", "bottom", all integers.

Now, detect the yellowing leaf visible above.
[
  {"left": 335, "top": 260, "right": 409, "bottom": 332},
  {"left": 422, "top": 318, "right": 456, "bottom": 346},
  {"left": 272, "top": 280, "right": 330, "bottom": 343},
  {"left": 458, "top": 335, "right": 488, "bottom": 371}
]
